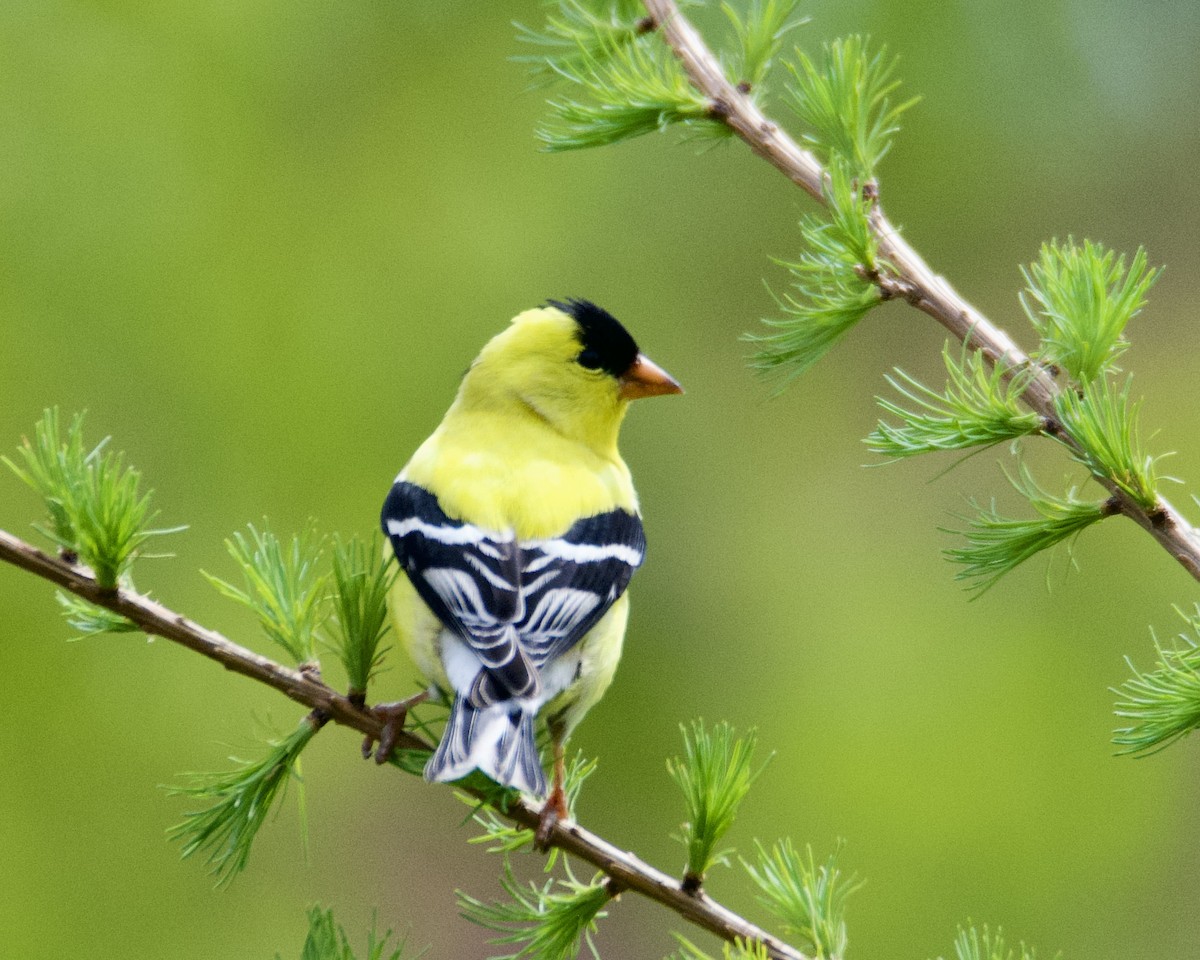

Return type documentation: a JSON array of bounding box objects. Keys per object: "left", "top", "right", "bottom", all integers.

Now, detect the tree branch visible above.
[
  {"left": 0, "top": 525, "right": 810, "bottom": 960},
  {"left": 642, "top": 0, "right": 1200, "bottom": 582}
]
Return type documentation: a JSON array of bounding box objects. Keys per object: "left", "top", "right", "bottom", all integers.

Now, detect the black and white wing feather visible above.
[{"left": 382, "top": 481, "right": 645, "bottom": 707}]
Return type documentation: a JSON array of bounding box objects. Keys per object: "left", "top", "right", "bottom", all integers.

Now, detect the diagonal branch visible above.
[
  {"left": 641, "top": 0, "right": 1200, "bottom": 582},
  {"left": 0, "top": 525, "right": 810, "bottom": 960}
]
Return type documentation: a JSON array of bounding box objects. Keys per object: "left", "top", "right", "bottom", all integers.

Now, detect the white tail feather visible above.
[{"left": 425, "top": 696, "right": 547, "bottom": 796}]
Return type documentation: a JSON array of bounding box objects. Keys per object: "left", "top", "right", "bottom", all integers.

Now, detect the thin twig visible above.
[
  {"left": 0, "top": 526, "right": 810, "bottom": 960},
  {"left": 641, "top": 0, "right": 1200, "bottom": 582}
]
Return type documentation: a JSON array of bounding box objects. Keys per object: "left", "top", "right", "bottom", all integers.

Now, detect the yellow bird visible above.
[{"left": 378, "top": 299, "right": 681, "bottom": 834}]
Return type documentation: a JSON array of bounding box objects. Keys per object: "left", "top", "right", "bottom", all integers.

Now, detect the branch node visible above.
[
  {"left": 707, "top": 97, "right": 731, "bottom": 121},
  {"left": 681, "top": 871, "right": 704, "bottom": 896},
  {"left": 635, "top": 14, "right": 657, "bottom": 35},
  {"left": 868, "top": 268, "right": 920, "bottom": 305},
  {"left": 1040, "top": 416, "right": 1064, "bottom": 438},
  {"left": 306, "top": 707, "right": 331, "bottom": 730},
  {"left": 1100, "top": 495, "right": 1124, "bottom": 518},
  {"left": 603, "top": 876, "right": 627, "bottom": 899}
]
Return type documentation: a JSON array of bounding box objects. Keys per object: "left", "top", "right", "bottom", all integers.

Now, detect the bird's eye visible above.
[{"left": 577, "top": 348, "right": 603, "bottom": 370}]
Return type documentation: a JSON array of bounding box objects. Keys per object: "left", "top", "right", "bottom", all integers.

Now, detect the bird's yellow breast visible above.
[{"left": 400, "top": 407, "right": 638, "bottom": 539}]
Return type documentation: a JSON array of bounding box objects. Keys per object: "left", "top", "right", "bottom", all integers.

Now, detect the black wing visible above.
[{"left": 381, "top": 481, "right": 645, "bottom": 706}]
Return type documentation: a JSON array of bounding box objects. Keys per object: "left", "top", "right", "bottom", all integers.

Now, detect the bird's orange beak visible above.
[{"left": 618, "top": 354, "right": 684, "bottom": 401}]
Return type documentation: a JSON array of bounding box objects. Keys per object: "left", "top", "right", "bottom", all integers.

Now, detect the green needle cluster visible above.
[
  {"left": 666, "top": 719, "right": 763, "bottom": 888},
  {"left": 326, "top": 532, "right": 395, "bottom": 699},
  {"left": 743, "top": 840, "right": 860, "bottom": 960},
  {"left": 935, "top": 924, "right": 1042, "bottom": 960},
  {"left": 722, "top": 0, "right": 805, "bottom": 93},
  {"left": 943, "top": 466, "right": 1112, "bottom": 595},
  {"left": 204, "top": 522, "right": 329, "bottom": 665},
  {"left": 523, "top": 0, "right": 716, "bottom": 151},
  {"left": 786, "top": 34, "right": 918, "bottom": 178},
  {"left": 1054, "top": 377, "right": 1160, "bottom": 511},
  {"left": 1021, "top": 239, "right": 1159, "bottom": 386},
  {"left": 458, "top": 860, "right": 611, "bottom": 960},
  {"left": 671, "top": 934, "right": 770, "bottom": 960},
  {"left": 749, "top": 163, "right": 882, "bottom": 379},
  {"left": 1114, "top": 607, "right": 1200, "bottom": 756},
  {"left": 868, "top": 347, "right": 1043, "bottom": 458},
  {"left": 281, "top": 906, "right": 420, "bottom": 960},
  {"left": 516, "top": 0, "right": 656, "bottom": 88},
  {"left": 3, "top": 408, "right": 183, "bottom": 591},
  {"left": 55, "top": 591, "right": 141, "bottom": 636},
  {"left": 169, "top": 716, "right": 320, "bottom": 886}
]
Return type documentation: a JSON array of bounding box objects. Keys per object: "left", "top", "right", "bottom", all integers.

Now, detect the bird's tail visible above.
[{"left": 425, "top": 695, "right": 547, "bottom": 797}]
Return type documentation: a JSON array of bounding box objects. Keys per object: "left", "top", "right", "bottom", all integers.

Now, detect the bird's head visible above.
[{"left": 460, "top": 299, "right": 682, "bottom": 454}]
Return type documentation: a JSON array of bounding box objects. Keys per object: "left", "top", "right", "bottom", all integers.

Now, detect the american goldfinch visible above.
[{"left": 378, "top": 299, "right": 681, "bottom": 833}]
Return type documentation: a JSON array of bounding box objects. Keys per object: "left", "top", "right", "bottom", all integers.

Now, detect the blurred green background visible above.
[{"left": 3, "top": 1, "right": 1200, "bottom": 957}]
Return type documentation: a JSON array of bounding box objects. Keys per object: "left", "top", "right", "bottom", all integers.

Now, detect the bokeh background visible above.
[{"left": 3, "top": 1, "right": 1200, "bottom": 957}]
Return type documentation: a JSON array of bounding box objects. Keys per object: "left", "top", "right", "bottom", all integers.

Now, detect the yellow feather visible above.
[{"left": 543, "top": 594, "right": 629, "bottom": 737}]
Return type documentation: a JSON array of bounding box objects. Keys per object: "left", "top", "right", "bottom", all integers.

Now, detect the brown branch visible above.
[
  {"left": 0, "top": 526, "right": 810, "bottom": 960},
  {"left": 642, "top": 0, "right": 1200, "bottom": 583}
]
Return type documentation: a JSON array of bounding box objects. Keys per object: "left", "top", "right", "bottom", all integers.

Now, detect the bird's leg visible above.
[
  {"left": 535, "top": 720, "right": 569, "bottom": 851},
  {"left": 361, "top": 689, "right": 430, "bottom": 764}
]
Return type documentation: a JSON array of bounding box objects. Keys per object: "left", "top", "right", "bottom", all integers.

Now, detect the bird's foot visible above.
[
  {"left": 534, "top": 785, "right": 569, "bottom": 852},
  {"left": 361, "top": 691, "right": 430, "bottom": 764}
]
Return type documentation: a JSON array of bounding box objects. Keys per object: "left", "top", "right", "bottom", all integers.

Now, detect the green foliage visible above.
[
  {"left": 458, "top": 860, "right": 611, "bottom": 960},
  {"left": 1021, "top": 239, "right": 1160, "bottom": 386},
  {"left": 523, "top": 0, "right": 836, "bottom": 152},
  {"left": 467, "top": 755, "right": 596, "bottom": 865},
  {"left": 282, "top": 906, "right": 421, "bottom": 960},
  {"left": 743, "top": 840, "right": 860, "bottom": 959},
  {"left": 3, "top": 408, "right": 94, "bottom": 548},
  {"left": 722, "top": 0, "right": 806, "bottom": 92},
  {"left": 1053, "top": 376, "right": 1160, "bottom": 510},
  {"left": 386, "top": 746, "right": 435, "bottom": 779},
  {"left": 326, "top": 532, "right": 395, "bottom": 697},
  {"left": 527, "top": 0, "right": 718, "bottom": 151},
  {"left": 55, "top": 591, "right": 138, "bottom": 635},
  {"left": 70, "top": 447, "right": 169, "bottom": 590},
  {"left": 168, "top": 714, "right": 320, "bottom": 886},
  {"left": 666, "top": 720, "right": 763, "bottom": 886},
  {"left": 943, "top": 467, "right": 1111, "bottom": 595},
  {"left": 671, "top": 933, "right": 770, "bottom": 960},
  {"left": 204, "top": 522, "right": 329, "bottom": 665},
  {"left": 3, "top": 408, "right": 182, "bottom": 590},
  {"left": 748, "top": 162, "right": 882, "bottom": 379},
  {"left": 1113, "top": 607, "right": 1200, "bottom": 755},
  {"left": 785, "top": 34, "right": 918, "bottom": 178},
  {"left": 935, "top": 923, "right": 1043, "bottom": 960},
  {"left": 515, "top": 0, "right": 653, "bottom": 88},
  {"left": 868, "top": 346, "right": 1043, "bottom": 458}
]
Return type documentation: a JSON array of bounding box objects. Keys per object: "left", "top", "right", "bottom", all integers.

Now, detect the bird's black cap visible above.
[{"left": 548, "top": 298, "right": 639, "bottom": 378}]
